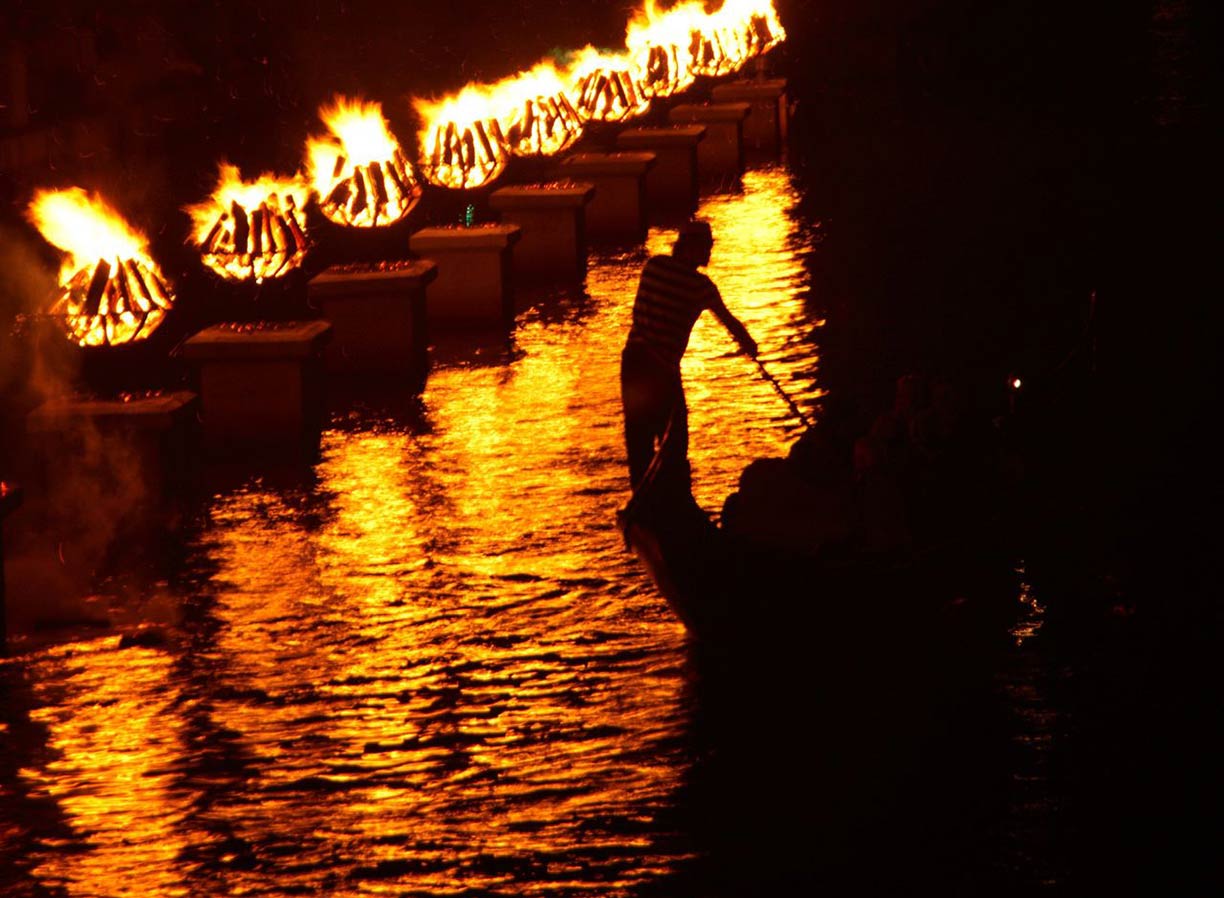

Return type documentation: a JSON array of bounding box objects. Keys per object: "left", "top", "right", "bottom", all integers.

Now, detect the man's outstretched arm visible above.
[{"left": 709, "top": 292, "right": 759, "bottom": 358}]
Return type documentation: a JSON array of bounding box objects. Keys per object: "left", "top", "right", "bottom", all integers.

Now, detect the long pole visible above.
[{"left": 751, "top": 356, "right": 814, "bottom": 429}]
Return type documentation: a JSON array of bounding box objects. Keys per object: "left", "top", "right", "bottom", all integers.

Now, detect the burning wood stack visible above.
[
  {"left": 496, "top": 63, "right": 584, "bottom": 157},
  {"left": 26, "top": 188, "right": 174, "bottom": 347},
  {"left": 569, "top": 47, "right": 651, "bottom": 123},
  {"left": 415, "top": 89, "right": 510, "bottom": 191},
  {"left": 625, "top": 0, "right": 703, "bottom": 98},
  {"left": 187, "top": 164, "right": 310, "bottom": 283},
  {"left": 307, "top": 97, "right": 422, "bottom": 228},
  {"left": 738, "top": 0, "right": 787, "bottom": 57}
]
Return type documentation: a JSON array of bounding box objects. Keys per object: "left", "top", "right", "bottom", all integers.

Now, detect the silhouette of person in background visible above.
[{"left": 620, "top": 221, "right": 757, "bottom": 497}]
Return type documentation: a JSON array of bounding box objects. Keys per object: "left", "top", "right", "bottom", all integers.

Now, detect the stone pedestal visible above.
[
  {"left": 711, "top": 79, "right": 788, "bottom": 154},
  {"left": 307, "top": 260, "right": 437, "bottom": 376},
  {"left": 0, "top": 482, "right": 22, "bottom": 647},
  {"left": 666, "top": 102, "right": 751, "bottom": 185},
  {"left": 489, "top": 182, "right": 595, "bottom": 283},
  {"left": 614, "top": 125, "right": 705, "bottom": 219},
  {"left": 556, "top": 152, "right": 655, "bottom": 244},
  {"left": 181, "top": 321, "right": 331, "bottom": 450},
  {"left": 409, "top": 225, "right": 522, "bottom": 330},
  {"left": 25, "top": 391, "right": 200, "bottom": 495}
]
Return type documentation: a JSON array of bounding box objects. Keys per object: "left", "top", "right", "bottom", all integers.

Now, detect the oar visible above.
[{"left": 751, "top": 354, "right": 814, "bottom": 429}]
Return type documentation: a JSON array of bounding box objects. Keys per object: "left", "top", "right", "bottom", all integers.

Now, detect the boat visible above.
[{"left": 617, "top": 433, "right": 1018, "bottom": 688}]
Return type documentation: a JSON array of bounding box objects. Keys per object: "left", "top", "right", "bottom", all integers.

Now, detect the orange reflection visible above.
[
  {"left": 20, "top": 640, "right": 191, "bottom": 896},
  {"left": 11, "top": 156, "right": 820, "bottom": 896}
]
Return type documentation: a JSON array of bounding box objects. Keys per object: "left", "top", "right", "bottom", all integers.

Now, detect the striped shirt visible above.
[{"left": 625, "top": 254, "right": 721, "bottom": 368}]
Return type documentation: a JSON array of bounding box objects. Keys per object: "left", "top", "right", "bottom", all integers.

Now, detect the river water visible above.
[{"left": 1, "top": 167, "right": 836, "bottom": 897}]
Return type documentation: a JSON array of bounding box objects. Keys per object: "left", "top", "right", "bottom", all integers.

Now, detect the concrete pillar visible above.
[
  {"left": 409, "top": 224, "right": 522, "bottom": 330},
  {"left": 489, "top": 182, "right": 595, "bottom": 283},
  {"left": 25, "top": 391, "right": 200, "bottom": 495},
  {"left": 614, "top": 125, "right": 706, "bottom": 220},
  {"left": 711, "top": 78, "right": 789, "bottom": 154},
  {"left": 666, "top": 102, "right": 751, "bottom": 187},
  {"left": 307, "top": 260, "right": 437, "bottom": 377},
  {"left": 181, "top": 321, "right": 331, "bottom": 450},
  {"left": 556, "top": 152, "right": 656, "bottom": 244}
]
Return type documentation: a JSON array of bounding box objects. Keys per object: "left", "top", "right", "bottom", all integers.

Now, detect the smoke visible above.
[
  {"left": 0, "top": 225, "right": 168, "bottom": 639},
  {"left": 0, "top": 224, "right": 78, "bottom": 415}
]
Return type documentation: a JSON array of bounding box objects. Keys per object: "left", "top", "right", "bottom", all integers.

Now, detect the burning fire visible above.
[
  {"left": 414, "top": 88, "right": 510, "bottom": 190},
  {"left": 688, "top": 3, "right": 753, "bottom": 77},
  {"left": 307, "top": 96, "right": 421, "bottom": 228},
  {"left": 491, "top": 61, "right": 584, "bottom": 157},
  {"left": 734, "top": 0, "right": 787, "bottom": 57},
  {"left": 568, "top": 46, "right": 651, "bottom": 123},
  {"left": 624, "top": 0, "right": 703, "bottom": 98},
  {"left": 26, "top": 188, "right": 173, "bottom": 347},
  {"left": 187, "top": 163, "right": 310, "bottom": 282}
]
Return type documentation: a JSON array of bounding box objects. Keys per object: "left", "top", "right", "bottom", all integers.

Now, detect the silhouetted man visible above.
[{"left": 620, "top": 220, "right": 757, "bottom": 496}]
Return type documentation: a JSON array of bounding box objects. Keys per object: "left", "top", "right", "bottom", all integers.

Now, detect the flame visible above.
[
  {"left": 625, "top": 0, "right": 787, "bottom": 91},
  {"left": 489, "top": 61, "right": 584, "bottom": 157},
  {"left": 687, "top": 2, "right": 753, "bottom": 77},
  {"left": 414, "top": 87, "right": 511, "bottom": 190},
  {"left": 26, "top": 188, "right": 173, "bottom": 347},
  {"left": 568, "top": 46, "right": 651, "bottom": 123},
  {"left": 186, "top": 163, "right": 310, "bottom": 282},
  {"left": 724, "top": 0, "right": 787, "bottom": 57},
  {"left": 307, "top": 96, "right": 421, "bottom": 228},
  {"left": 624, "top": 0, "right": 704, "bottom": 98}
]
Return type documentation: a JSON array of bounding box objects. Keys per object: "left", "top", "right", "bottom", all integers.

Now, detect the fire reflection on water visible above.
[
  {"left": 20, "top": 642, "right": 191, "bottom": 895},
  {"left": 6, "top": 164, "right": 817, "bottom": 895}
]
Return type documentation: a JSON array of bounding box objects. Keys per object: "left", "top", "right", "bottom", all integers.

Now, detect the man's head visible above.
[{"left": 673, "top": 220, "right": 713, "bottom": 267}]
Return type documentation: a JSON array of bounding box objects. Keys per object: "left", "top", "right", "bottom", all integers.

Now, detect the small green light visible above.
[{"left": 464, "top": 204, "right": 474, "bottom": 228}]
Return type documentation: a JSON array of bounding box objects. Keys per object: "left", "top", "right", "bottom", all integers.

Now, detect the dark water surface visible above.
[{"left": 2, "top": 1, "right": 1219, "bottom": 895}]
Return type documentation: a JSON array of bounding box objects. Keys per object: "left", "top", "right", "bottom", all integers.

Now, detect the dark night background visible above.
[{"left": 1, "top": 0, "right": 1220, "bottom": 892}]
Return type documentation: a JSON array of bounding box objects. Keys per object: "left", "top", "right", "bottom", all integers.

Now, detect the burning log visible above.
[
  {"left": 231, "top": 200, "right": 250, "bottom": 255},
  {"left": 250, "top": 205, "right": 265, "bottom": 257},
  {"left": 307, "top": 96, "right": 422, "bottom": 228},
  {"left": 26, "top": 187, "right": 174, "bottom": 347},
  {"left": 84, "top": 259, "right": 111, "bottom": 314},
  {"left": 187, "top": 163, "right": 310, "bottom": 283}
]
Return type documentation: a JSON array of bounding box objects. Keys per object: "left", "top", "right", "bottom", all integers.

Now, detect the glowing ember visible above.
[
  {"left": 415, "top": 89, "right": 510, "bottom": 190},
  {"left": 26, "top": 188, "right": 173, "bottom": 347},
  {"left": 307, "top": 96, "right": 421, "bottom": 228},
  {"left": 187, "top": 163, "right": 310, "bottom": 282},
  {"left": 624, "top": 0, "right": 704, "bottom": 98},
  {"left": 493, "top": 61, "right": 584, "bottom": 157},
  {"left": 568, "top": 46, "right": 651, "bottom": 123}
]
